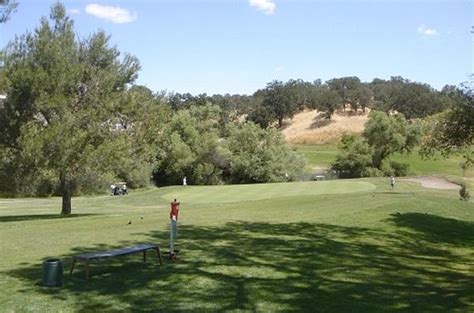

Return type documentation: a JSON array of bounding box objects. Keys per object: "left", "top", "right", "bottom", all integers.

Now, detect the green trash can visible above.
[{"left": 42, "top": 259, "right": 63, "bottom": 287}]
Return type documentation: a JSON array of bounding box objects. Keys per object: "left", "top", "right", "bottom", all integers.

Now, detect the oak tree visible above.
[{"left": 0, "top": 3, "right": 142, "bottom": 214}]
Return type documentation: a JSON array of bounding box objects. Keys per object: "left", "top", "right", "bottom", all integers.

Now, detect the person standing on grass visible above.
[
  {"left": 183, "top": 176, "right": 187, "bottom": 186},
  {"left": 169, "top": 198, "right": 180, "bottom": 260},
  {"left": 390, "top": 176, "right": 395, "bottom": 189}
]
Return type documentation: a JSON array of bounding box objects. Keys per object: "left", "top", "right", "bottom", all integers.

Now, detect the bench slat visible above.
[{"left": 76, "top": 244, "right": 157, "bottom": 260}]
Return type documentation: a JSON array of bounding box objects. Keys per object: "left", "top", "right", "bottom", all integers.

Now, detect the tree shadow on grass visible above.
[
  {"left": 5, "top": 219, "right": 474, "bottom": 312},
  {"left": 388, "top": 212, "right": 474, "bottom": 246},
  {"left": 0, "top": 214, "right": 96, "bottom": 223}
]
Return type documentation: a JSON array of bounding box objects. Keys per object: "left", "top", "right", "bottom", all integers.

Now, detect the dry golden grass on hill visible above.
[{"left": 282, "top": 110, "right": 368, "bottom": 144}]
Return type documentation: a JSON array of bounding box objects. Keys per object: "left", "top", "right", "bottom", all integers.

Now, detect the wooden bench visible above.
[{"left": 70, "top": 244, "right": 163, "bottom": 280}]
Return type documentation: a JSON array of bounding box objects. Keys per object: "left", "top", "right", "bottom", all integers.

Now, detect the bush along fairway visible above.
[{"left": 0, "top": 178, "right": 473, "bottom": 312}]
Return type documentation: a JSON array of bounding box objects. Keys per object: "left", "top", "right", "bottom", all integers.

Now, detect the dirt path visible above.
[{"left": 403, "top": 176, "right": 460, "bottom": 190}]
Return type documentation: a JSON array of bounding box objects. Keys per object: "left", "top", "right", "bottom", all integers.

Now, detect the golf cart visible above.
[{"left": 110, "top": 182, "right": 128, "bottom": 196}]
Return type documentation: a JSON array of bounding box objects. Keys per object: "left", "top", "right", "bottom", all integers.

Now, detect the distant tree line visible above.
[
  {"left": 162, "top": 76, "right": 470, "bottom": 181},
  {"left": 161, "top": 76, "right": 457, "bottom": 129}
]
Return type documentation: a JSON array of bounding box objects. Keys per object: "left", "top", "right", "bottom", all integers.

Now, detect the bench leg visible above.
[
  {"left": 143, "top": 250, "right": 147, "bottom": 262},
  {"left": 70, "top": 258, "right": 77, "bottom": 276},
  {"left": 155, "top": 247, "right": 163, "bottom": 266},
  {"left": 85, "top": 262, "right": 91, "bottom": 281}
]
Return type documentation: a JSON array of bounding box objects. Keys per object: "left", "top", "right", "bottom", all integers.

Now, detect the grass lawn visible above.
[
  {"left": 1, "top": 179, "right": 473, "bottom": 312},
  {"left": 292, "top": 144, "right": 338, "bottom": 169}
]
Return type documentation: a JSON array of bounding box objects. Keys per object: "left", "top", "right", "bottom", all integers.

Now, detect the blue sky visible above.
[{"left": 1, "top": 0, "right": 472, "bottom": 95}]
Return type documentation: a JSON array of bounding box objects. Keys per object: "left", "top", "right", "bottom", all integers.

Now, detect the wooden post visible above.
[
  {"left": 143, "top": 250, "right": 147, "bottom": 262},
  {"left": 155, "top": 247, "right": 163, "bottom": 266}
]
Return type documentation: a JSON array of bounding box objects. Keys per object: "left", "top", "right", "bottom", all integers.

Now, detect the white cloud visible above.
[
  {"left": 85, "top": 3, "right": 137, "bottom": 24},
  {"left": 417, "top": 24, "right": 438, "bottom": 37},
  {"left": 68, "top": 8, "right": 81, "bottom": 15},
  {"left": 274, "top": 66, "right": 284, "bottom": 73},
  {"left": 249, "top": 0, "right": 276, "bottom": 15}
]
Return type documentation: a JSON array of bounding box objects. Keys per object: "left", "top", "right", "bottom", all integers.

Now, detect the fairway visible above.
[
  {"left": 1, "top": 178, "right": 473, "bottom": 312},
  {"left": 161, "top": 180, "right": 376, "bottom": 204}
]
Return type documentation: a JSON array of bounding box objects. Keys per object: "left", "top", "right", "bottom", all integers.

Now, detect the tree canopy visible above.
[
  {"left": 225, "top": 122, "right": 306, "bottom": 183},
  {"left": 153, "top": 104, "right": 306, "bottom": 185},
  {"left": 0, "top": 3, "right": 144, "bottom": 214},
  {"left": 255, "top": 80, "right": 298, "bottom": 128},
  {"left": 370, "top": 77, "right": 450, "bottom": 119},
  {"left": 332, "top": 111, "right": 421, "bottom": 177},
  {"left": 0, "top": 0, "right": 17, "bottom": 23},
  {"left": 421, "top": 85, "right": 474, "bottom": 170}
]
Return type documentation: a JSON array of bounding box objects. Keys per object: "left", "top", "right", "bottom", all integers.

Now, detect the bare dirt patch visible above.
[
  {"left": 282, "top": 109, "right": 368, "bottom": 144},
  {"left": 403, "top": 177, "right": 460, "bottom": 190}
]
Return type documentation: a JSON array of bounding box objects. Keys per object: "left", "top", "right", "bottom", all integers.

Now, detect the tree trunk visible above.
[
  {"left": 278, "top": 116, "right": 283, "bottom": 128},
  {"left": 60, "top": 172, "right": 72, "bottom": 215},
  {"left": 372, "top": 149, "right": 387, "bottom": 170}
]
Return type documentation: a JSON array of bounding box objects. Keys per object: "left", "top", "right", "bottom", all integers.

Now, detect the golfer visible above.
[
  {"left": 390, "top": 176, "right": 395, "bottom": 189},
  {"left": 169, "top": 199, "right": 180, "bottom": 260}
]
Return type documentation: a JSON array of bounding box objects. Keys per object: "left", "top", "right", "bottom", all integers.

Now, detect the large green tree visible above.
[
  {"left": 154, "top": 104, "right": 306, "bottom": 185},
  {"left": 0, "top": 3, "right": 142, "bottom": 214},
  {"left": 313, "top": 85, "right": 341, "bottom": 120},
  {"left": 258, "top": 80, "right": 298, "bottom": 128},
  {"left": 421, "top": 85, "right": 474, "bottom": 170},
  {"left": 332, "top": 111, "right": 421, "bottom": 177},
  {"left": 363, "top": 111, "right": 420, "bottom": 169},
  {"left": 331, "top": 134, "right": 372, "bottom": 178},
  {"left": 154, "top": 104, "right": 225, "bottom": 185},
  {"left": 225, "top": 122, "right": 306, "bottom": 183},
  {"left": 326, "top": 76, "right": 361, "bottom": 111},
  {"left": 113, "top": 85, "right": 170, "bottom": 187}
]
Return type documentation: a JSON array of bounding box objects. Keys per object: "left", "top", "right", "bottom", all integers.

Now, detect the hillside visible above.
[{"left": 282, "top": 110, "right": 368, "bottom": 144}]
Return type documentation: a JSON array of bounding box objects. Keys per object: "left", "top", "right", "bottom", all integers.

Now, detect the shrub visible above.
[
  {"left": 389, "top": 161, "right": 411, "bottom": 177},
  {"left": 331, "top": 134, "right": 372, "bottom": 178},
  {"left": 361, "top": 167, "right": 384, "bottom": 177},
  {"left": 226, "top": 123, "right": 306, "bottom": 183}
]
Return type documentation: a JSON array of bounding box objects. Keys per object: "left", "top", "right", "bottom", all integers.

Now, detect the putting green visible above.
[{"left": 161, "top": 180, "right": 376, "bottom": 204}]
